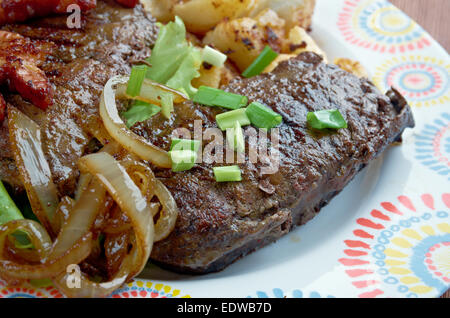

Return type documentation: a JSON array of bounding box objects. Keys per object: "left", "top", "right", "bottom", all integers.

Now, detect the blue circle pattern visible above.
[
  {"left": 252, "top": 288, "right": 335, "bottom": 298},
  {"left": 415, "top": 113, "right": 450, "bottom": 180},
  {"left": 357, "top": 0, "right": 424, "bottom": 45},
  {"left": 5, "top": 293, "right": 37, "bottom": 298},
  {"left": 372, "top": 211, "right": 450, "bottom": 297}
]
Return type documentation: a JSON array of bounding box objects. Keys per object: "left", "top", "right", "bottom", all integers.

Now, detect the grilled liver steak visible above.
[
  {"left": 146, "top": 52, "right": 414, "bottom": 273},
  {"left": 0, "top": 1, "right": 414, "bottom": 275},
  {"left": 0, "top": 0, "right": 158, "bottom": 193}
]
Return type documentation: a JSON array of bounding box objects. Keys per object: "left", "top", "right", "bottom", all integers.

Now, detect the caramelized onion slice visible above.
[
  {"left": 100, "top": 76, "right": 173, "bottom": 168},
  {"left": 121, "top": 159, "right": 179, "bottom": 242},
  {"left": 7, "top": 106, "right": 59, "bottom": 237},
  {"left": 152, "top": 179, "right": 179, "bottom": 242},
  {"left": 0, "top": 177, "right": 107, "bottom": 282},
  {"left": 0, "top": 219, "right": 92, "bottom": 280},
  {"left": 116, "top": 77, "right": 188, "bottom": 105},
  {"left": 78, "top": 152, "right": 155, "bottom": 279}
]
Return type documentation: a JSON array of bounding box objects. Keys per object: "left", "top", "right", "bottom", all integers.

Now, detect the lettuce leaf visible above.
[
  {"left": 127, "top": 16, "right": 202, "bottom": 125},
  {"left": 146, "top": 16, "right": 190, "bottom": 84},
  {"left": 166, "top": 46, "right": 202, "bottom": 98}
]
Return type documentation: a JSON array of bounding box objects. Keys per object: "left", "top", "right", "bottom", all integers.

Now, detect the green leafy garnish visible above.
[
  {"left": 242, "top": 46, "right": 278, "bottom": 78},
  {"left": 246, "top": 101, "right": 282, "bottom": 129},
  {"left": 146, "top": 16, "right": 202, "bottom": 98},
  {"left": 307, "top": 109, "right": 348, "bottom": 130}
]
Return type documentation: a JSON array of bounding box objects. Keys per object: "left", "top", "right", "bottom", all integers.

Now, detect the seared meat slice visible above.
[
  {"left": 0, "top": 0, "right": 97, "bottom": 25},
  {"left": 0, "top": 0, "right": 158, "bottom": 193},
  {"left": 144, "top": 52, "right": 414, "bottom": 273}
]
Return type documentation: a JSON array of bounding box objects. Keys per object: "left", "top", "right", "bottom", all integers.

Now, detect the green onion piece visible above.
[
  {"left": 202, "top": 46, "right": 227, "bottom": 67},
  {"left": 170, "top": 139, "right": 201, "bottom": 152},
  {"left": 307, "top": 109, "right": 348, "bottom": 130},
  {"left": 226, "top": 121, "right": 245, "bottom": 153},
  {"left": 122, "top": 100, "right": 161, "bottom": 128},
  {"left": 160, "top": 92, "right": 174, "bottom": 119},
  {"left": 10, "top": 230, "right": 34, "bottom": 249},
  {"left": 0, "top": 180, "right": 24, "bottom": 225},
  {"left": 193, "top": 86, "right": 248, "bottom": 110},
  {"left": 126, "top": 65, "right": 148, "bottom": 97},
  {"left": 29, "top": 278, "right": 53, "bottom": 288},
  {"left": 246, "top": 101, "right": 282, "bottom": 129},
  {"left": 213, "top": 166, "right": 242, "bottom": 182},
  {"left": 170, "top": 150, "right": 198, "bottom": 172},
  {"left": 0, "top": 181, "right": 33, "bottom": 250},
  {"left": 216, "top": 108, "right": 251, "bottom": 131},
  {"left": 242, "top": 46, "right": 279, "bottom": 78}
]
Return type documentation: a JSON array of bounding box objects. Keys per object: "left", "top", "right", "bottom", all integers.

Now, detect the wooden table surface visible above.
[
  {"left": 389, "top": 0, "right": 449, "bottom": 299},
  {"left": 390, "top": 0, "right": 450, "bottom": 52}
]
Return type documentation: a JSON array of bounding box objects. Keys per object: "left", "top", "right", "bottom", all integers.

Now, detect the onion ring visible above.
[{"left": 100, "top": 76, "right": 174, "bottom": 168}]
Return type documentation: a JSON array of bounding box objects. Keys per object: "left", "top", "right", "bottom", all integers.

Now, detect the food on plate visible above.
[
  {"left": 149, "top": 52, "right": 414, "bottom": 273},
  {"left": 334, "top": 58, "right": 369, "bottom": 78},
  {"left": 142, "top": 0, "right": 315, "bottom": 33},
  {"left": 0, "top": 0, "right": 415, "bottom": 297}
]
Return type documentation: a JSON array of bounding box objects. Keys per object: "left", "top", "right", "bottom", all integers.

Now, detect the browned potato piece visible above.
[
  {"left": 141, "top": 0, "right": 178, "bottom": 23},
  {"left": 284, "top": 26, "right": 328, "bottom": 62},
  {"left": 248, "top": 0, "right": 316, "bottom": 31},
  {"left": 192, "top": 64, "right": 223, "bottom": 89},
  {"left": 334, "top": 58, "right": 369, "bottom": 78},
  {"left": 173, "top": 0, "right": 256, "bottom": 34},
  {"left": 203, "top": 9, "right": 285, "bottom": 72}
]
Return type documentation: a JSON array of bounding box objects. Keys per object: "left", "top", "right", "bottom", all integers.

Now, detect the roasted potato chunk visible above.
[
  {"left": 334, "top": 58, "right": 369, "bottom": 78},
  {"left": 173, "top": 0, "right": 256, "bottom": 34},
  {"left": 248, "top": 0, "right": 316, "bottom": 31},
  {"left": 141, "top": 0, "right": 179, "bottom": 23},
  {"left": 203, "top": 9, "right": 285, "bottom": 72},
  {"left": 284, "top": 26, "right": 327, "bottom": 62},
  {"left": 192, "top": 64, "right": 223, "bottom": 89}
]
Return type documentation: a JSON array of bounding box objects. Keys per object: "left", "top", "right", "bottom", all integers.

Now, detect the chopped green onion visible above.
[
  {"left": 29, "top": 278, "right": 53, "bottom": 288},
  {"left": 122, "top": 100, "right": 161, "bottom": 128},
  {"left": 202, "top": 46, "right": 227, "bottom": 67},
  {"left": 160, "top": 92, "right": 174, "bottom": 119},
  {"left": 307, "top": 109, "right": 348, "bottom": 130},
  {"left": 0, "top": 181, "right": 33, "bottom": 250},
  {"left": 216, "top": 108, "right": 251, "bottom": 131},
  {"left": 246, "top": 101, "right": 282, "bottom": 129},
  {"left": 170, "top": 150, "right": 198, "bottom": 172},
  {"left": 170, "top": 138, "right": 201, "bottom": 152},
  {"left": 242, "top": 46, "right": 279, "bottom": 78},
  {"left": 126, "top": 65, "right": 148, "bottom": 97},
  {"left": 10, "top": 230, "right": 34, "bottom": 249},
  {"left": 0, "top": 181, "right": 23, "bottom": 225},
  {"left": 226, "top": 121, "right": 245, "bottom": 153},
  {"left": 193, "top": 86, "right": 248, "bottom": 110},
  {"left": 213, "top": 166, "right": 242, "bottom": 182}
]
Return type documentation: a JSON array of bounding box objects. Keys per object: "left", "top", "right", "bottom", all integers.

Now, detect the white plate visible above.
[{"left": 1, "top": 0, "right": 448, "bottom": 299}]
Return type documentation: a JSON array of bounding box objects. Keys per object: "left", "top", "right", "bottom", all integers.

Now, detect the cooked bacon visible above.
[
  {"left": 0, "top": 0, "right": 97, "bottom": 25},
  {"left": 0, "top": 0, "right": 139, "bottom": 25},
  {"left": 0, "top": 30, "right": 53, "bottom": 114},
  {"left": 114, "top": 0, "right": 139, "bottom": 8}
]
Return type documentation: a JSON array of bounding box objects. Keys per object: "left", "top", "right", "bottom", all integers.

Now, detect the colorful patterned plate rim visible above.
[{"left": 1, "top": 0, "right": 449, "bottom": 299}]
